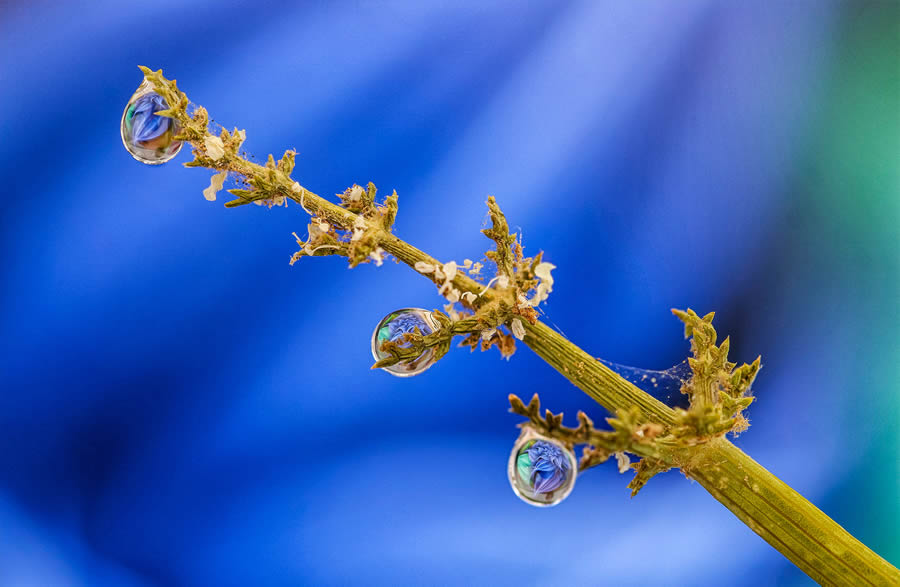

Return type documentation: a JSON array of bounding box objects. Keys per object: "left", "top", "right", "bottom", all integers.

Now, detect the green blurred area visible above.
[{"left": 805, "top": 1, "right": 899, "bottom": 569}]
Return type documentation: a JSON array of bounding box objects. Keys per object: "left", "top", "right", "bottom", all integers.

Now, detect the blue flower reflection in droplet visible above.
[
  {"left": 510, "top": 434, "right": 576, "bottom": 506},
  {"left": 129, "top": 92, "right": 172, "bottom": 144},
  {"left": 121, "top": 79, "right": 183, "bottom": 164},
  {"left": 371, "top": 308, "right": 442, "bottom": 377},
  {"left": 525, "top": 440, "right": 571, "bottom": 493}
]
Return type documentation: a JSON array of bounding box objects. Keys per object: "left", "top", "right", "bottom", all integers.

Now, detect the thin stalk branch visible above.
[
  {"left": 139, "top": 68, "right": 900, "bottom": 585},
  {"left": 521, "top": 320, "right": 899, "bottom": 586},
  {"left": 237, "top": 158, "right": 489, "bottom": 298},
  {"left": 286, "top": 173, "right": 900, "bottom": 585}
]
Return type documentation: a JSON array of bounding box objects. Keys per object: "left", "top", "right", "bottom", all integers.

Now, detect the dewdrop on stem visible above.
[
  {"left": 371, "top": 308, "right": 442, "bottom": 377},
  {"left": 508, "top": 427, "right": 577, "bottom": 507},
  {"left": 121, "top": 78, "right": 183, "bottom": 164}
]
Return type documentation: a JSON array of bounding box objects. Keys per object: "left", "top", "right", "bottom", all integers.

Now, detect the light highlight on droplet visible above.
[
  {"left": 371, "top": 308, "right": 441, "bottom": 377},
  {"left": 508, "top": 428, "right": 576, "bottom": 507},
  {"left": 121, "top": 79, "right": 183, "bottom": 165}
]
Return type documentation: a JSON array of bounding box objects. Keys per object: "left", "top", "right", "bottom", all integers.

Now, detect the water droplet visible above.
[
  {"left": 508, "top": 428, "right": 577, "bottom": 507},
  {"left": 599, "top": 359, "right": 692, "bottom": 408},
  {"left": 371, "top": 308, "right": 441, "bottom": 377},
  {"left": 121, "top": 79, "right": 183, "bottom": 164}
]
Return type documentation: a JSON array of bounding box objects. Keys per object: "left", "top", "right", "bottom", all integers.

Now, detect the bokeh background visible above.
[{"left": 1, "top": 1, "right": 897, "bottom": 585}]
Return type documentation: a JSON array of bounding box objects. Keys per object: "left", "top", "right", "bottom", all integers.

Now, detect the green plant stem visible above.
[
  {"left": 695, "top": 440, "right": 898, "bottom": 586},
  {"left": 521, "top": 320, "right": 899, "bottom": 586},
  {"left": 224, "top": 161, "right": 898, "bottom": 585},
  {"left": 223, "top": 157, "right": 491, "bottom": 299},
  {"left": 140, "top": 67, "right": 898, "bottom": 582},
  {"left": 522, "top": 321, "right": 677, "bottom": 426}
]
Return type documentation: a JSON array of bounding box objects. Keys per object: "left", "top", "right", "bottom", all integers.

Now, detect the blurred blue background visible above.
[{"left": 0, "top": 1, "right": 897, "bottom": 585}]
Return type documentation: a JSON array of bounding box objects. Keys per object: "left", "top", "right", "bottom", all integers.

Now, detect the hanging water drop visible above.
[
  {"left": 508, "top": 427, "right": 577, "bottom": 507},
  {"left": 121, "top": 79, "right": 183, "bottom": 164},
  {"left": 371, "top": 308, "right": 442, "bottom": 377}
]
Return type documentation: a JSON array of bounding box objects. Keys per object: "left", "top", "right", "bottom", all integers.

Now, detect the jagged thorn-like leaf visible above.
[
  {"left": 738, "top": 396, "right": 755, "bottom": 408},
  {"left": 526, "top": 393, "right": 540, "bottom": 415},
  {"left": 431, "top": 310, "right": 451, "bottom": 329},
  {"left": 381, "top": 191, "right": 399, "bottom": 230},
  {"left": 278, "top": 150, "right": 296, "bottom": 175},
  {"left": 544, "top": 409, "right": 559, "bottom": 428},
  {"left": 671, "top": 308, "right": 689, "bottom": 321},
  {"left": 577, "top": 411, "right": 594, "bottom": 431},
  {"left": 509, "top": 394, "right": 526, "bottom": 414},
  {"left": 433, "top": 340, "right": 451, "bottom": 362},
  {"left": 628, "top": 459, "right": 667, "bottom": 497},
  {"left": 671, "top": 308, "right": 693, "bottom": 338},
  {"left": 606, "top": 416, "right": 628, "bottom": 434},
  {"left": 371, "top": 356, "right": 401, "bottom": 369},
  {"left": 227, "top": 188, "right": 254, "bottom": 199}
]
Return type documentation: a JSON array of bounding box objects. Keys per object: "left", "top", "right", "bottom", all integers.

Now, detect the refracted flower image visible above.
[
  {"left": 371, "top": 308, "right": 442, "bottom": 377},
  {"left": 120, "top": 79, "right": 183, "bottom": 164},
  {"left": 508, "top": 430, "right": 577, "bottom": 507}
]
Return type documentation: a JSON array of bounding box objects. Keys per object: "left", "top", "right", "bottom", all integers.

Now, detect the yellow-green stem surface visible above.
[
  {"left": 141, "top": 67, "right": 900, "bottom": 584},
  {"left": 522, "top": 320, "right": 899, "bottom": 585}
]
